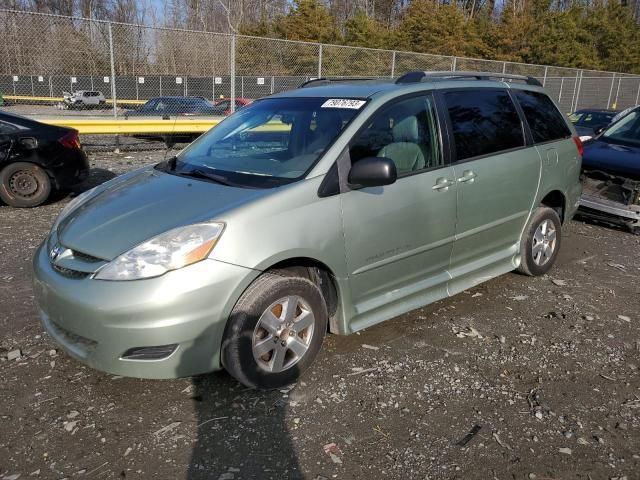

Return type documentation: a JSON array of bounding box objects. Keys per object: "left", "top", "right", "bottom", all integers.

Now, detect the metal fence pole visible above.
[
  {"left": 502, "top": 62, "right": 507, "bottom": 74},
  {"left": 30, "top": 75, "right": 34, "bottom": 96},
  {"left": 391, "top": 51, "right": 396, "bottom": 78},
  {"left": 230, "top": 35, "right": 236, "bottom": 113},
  {"left": 159, "top": 76, "right": 162, "bottom": 96},
  {"left": 542, "top": 66, "right": 548, "bottom": 87},
  {"left": 570, "top": 71, "right": 579, "bottom": 112},
  {"left": 107, "top": 22, "right": 117, "bottom": 119},
  {"left": 48, "top": 75, "right": 53, "bottom": 98},
  {"left": 452, "top": 57, "right": 457, "bottom": 72},
  {"left": 558, "top": 77, "right": 564, "bottom": 103},
  {"left": 318, "top": 44, "right": 323, "bottom": 78},
  {"left": 573, "top": 70, "right": 583, "bottom": 112},
  {"left": 607, "top": 73, "right": 616, "bottom": 108},
  {"left": 635, "top": 79, "right": 640, "bottom": 106},
  {"left": 613, "top": 76, "right": 622, "bottom": 108}
]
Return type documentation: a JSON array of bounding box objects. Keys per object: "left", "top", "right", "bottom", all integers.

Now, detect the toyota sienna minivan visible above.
[{"left": 33, "top": 72, "right": 583, "bottom": 389}]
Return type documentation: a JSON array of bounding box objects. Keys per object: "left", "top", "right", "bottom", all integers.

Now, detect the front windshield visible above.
[
  {"left": 602, "top": 109, "right": 640, "bottom": 147},
  {"left": 171, "top": 97, "right": 365, "bottom": 187}
]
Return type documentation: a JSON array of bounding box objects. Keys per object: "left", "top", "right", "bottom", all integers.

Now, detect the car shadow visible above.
[
  {"left": 75, "top": 168, "right": 118, "bottom": 192},
  {"left": 178, "top": 325, "right": 303, "bottom": 479},
  {"left": 573, "top": 212, "right": 635, "bottom": 235}
]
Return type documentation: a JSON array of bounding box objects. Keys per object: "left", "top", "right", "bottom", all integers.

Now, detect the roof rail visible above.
[
  {"left": 395, "top": 71, "right": 542, "bottom": 87},
  {"left": 299, "top": 77, "right": 382, "bottom": 88}
]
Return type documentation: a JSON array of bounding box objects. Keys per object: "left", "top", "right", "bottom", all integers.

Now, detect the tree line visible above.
[{"left": 1, "top": 0, "right": 639, "bottom": 74}]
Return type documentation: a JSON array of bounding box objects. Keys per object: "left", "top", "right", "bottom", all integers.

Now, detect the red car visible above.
[{"left": 214, "top": 98, "right": 253, "bottom": 116}]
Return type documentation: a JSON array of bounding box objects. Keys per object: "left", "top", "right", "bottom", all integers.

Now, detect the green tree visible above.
[
  {"left": 529, "top": 7, "right": 601, "bottom": 70},
  {"left": 395, "top": 1, "right": 490, "bottom": 58},
  {"left": 273, "top": 0, "right": 340, "bottom": 44},
  {"left": 581, "top": 1, "right": 640, "bottom": 73},
  {"left": 343, "top": 10, "right": 389, "bottom": 49}
]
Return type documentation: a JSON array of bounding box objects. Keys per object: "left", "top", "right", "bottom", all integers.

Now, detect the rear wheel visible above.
[
  {"left": 0, "top": 162, "right": 51, "bottom": 207},
  {"left": 222, "top": 272, "right": 327, "bottom": 389},
  {"left": 518, "top": 207, "right": 562, "bottom": 276}
]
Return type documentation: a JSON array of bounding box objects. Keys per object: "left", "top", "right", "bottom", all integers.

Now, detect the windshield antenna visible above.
[{"left": 163, "top": 107, "right": 181, "bottom": 163}]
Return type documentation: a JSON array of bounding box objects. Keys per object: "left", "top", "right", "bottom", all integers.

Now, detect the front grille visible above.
[
  {"left": 71, "top": 249, "right": 103, "bottom": 263},
  {"left": 52, "top": 264, "right": 89, "bottom": 279}
]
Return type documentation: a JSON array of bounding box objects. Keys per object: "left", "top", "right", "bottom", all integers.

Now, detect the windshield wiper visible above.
[{"left": 184, "top": 168, "right": 238, "bottom": 187}]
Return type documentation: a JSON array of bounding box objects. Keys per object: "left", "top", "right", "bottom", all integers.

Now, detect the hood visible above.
[
  {"left": 582, "top": 140, "right": 640, "bottom": 178},
  {"left": 57, "top": 167, "right": 269, "bottom": 260}
]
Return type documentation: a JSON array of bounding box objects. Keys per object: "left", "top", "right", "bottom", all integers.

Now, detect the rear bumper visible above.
[
  {"left": 49, "top": 149, "right": 90, "bottom": 189},
  {"left": 32, "top": 242, "right": 259, "bottom": 378}
]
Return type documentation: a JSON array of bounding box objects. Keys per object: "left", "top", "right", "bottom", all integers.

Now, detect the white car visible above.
[{"left": 59, "top": 91, "right": 106, "bottom": 109}]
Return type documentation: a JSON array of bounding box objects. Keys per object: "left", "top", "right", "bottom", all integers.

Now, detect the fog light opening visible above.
[{"left": 121, "top": 344, "right": 178, "bottom": 360}]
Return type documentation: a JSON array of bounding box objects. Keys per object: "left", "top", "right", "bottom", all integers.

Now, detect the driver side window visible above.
[{"left": 349, "top": 95, "right": 442, "bottom": 176}]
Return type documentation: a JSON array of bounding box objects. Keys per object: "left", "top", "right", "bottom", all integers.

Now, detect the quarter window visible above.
[
  {"left": 513, "top": 90, "right": 571, "bottom": 143},
  {"left": 349, "top": 95, "right": 442, "bottom": 176},
  {"left": 444, "top": 89, "right": 524, "bottom": 161}
]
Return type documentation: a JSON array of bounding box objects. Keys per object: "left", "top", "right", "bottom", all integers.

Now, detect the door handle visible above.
[
  {"left": 432, "top": 178, "right": 455, "bottom": 191},
  {"left": 457, "top": 170, "right": 477, "bottom": 183}
]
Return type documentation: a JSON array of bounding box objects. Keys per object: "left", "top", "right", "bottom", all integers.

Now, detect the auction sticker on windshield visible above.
[{"left": 321, "top": 99, "right": 366, "bottom": 109}]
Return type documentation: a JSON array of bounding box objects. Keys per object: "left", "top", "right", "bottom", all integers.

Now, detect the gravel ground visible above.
[{"left": 1, "top": 150, "right": 639, "bottom": 480}]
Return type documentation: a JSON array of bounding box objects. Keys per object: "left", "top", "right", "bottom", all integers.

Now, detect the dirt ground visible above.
[{"left": 1, "top": 149, "right": 639, "bottom": 480}]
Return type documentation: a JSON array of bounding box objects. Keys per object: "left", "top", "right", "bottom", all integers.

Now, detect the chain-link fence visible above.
[{"left": 2, "top": 8, "right": 640, "bottom": 128}]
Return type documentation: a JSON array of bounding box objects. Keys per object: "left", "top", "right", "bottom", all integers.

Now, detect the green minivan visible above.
[{"left": 33, "top": 72, "right": 583, "bottom": 389}]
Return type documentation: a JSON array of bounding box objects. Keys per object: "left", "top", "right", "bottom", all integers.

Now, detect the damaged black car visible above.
[{"left": 579, "top": 106, "right": 640, "bottom": 234}]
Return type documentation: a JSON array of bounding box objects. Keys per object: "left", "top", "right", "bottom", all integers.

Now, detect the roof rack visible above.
[
  {"left": 299, "top": 77, "right": 382, "bottom": 88},
  {"left": 395, "top": 71, "right": 542, "bottom": 87}
]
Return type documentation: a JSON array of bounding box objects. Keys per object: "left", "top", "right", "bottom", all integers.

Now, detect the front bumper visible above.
[
  {"left": 579, "top": 194, "right": 640, "bottom": 229},
  {"left": 32, "top": 242, "right": 259, "bottom": 379}
]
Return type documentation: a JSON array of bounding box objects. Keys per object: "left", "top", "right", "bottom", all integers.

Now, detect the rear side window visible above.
[
  {"left": 514, "top": 90, "right": 571, "bottom": 143},
  {"left": 444, "top": 89, "right": 524, "bottom": 161}
]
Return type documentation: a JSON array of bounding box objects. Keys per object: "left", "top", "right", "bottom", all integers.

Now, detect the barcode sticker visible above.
[{"left": 321, "top": 99, "right": 366, "bottom": 109}]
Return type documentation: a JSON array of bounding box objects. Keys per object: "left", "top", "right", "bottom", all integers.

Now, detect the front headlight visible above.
[{"left": 94, "top": 222, "right": 225, "bottom": 281}]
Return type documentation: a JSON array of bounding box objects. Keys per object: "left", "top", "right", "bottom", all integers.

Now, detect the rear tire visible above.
[
  {"left": 518, "top": 207, "right": 562, "bottom": 276},
  {"left": 222, "top": 272, "right": 328, "bottom": 389},
  {"left": 0, "top": 162, "right": 51, "bottom": 207}
]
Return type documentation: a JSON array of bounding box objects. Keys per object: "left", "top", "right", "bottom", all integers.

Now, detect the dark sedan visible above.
[
  {"left": 124, "top": 96, "right": 222, "bottom": 118},
  {"left": 569, "top": 108, "right": 618, "bottom": 139},
  {"left": 0, "top": 111, "right": 89, "bottom": 207},
  {"left": 582, "top": 106, "right": 640, "bottom": 178}
]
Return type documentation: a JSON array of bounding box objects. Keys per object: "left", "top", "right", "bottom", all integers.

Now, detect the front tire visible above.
[
  {"left": 518, "top": 207, "right": 562, "bottom": 276},
  {"left": 222, "top": 272, "right": 328, "bottom": 389},
  {"left": 0, "top": 162, "right": 52, "bottom": 207}
]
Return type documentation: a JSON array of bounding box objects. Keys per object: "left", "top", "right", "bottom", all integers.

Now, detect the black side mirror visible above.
[{"left": 348, "top": 156, "right": 397, "bottom": 188}]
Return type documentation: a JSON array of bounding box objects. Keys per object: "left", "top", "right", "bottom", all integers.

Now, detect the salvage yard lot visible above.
[{"left": 1, "top": 151, "right": 639, "bottom": 480}]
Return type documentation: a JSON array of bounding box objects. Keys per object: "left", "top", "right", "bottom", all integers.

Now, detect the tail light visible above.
[
  {"left": 572, "top": 136, "right": 584, "bottom": 156},
  {"left": 60, "top": 130, "right": 81, "bottom": 149}
]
